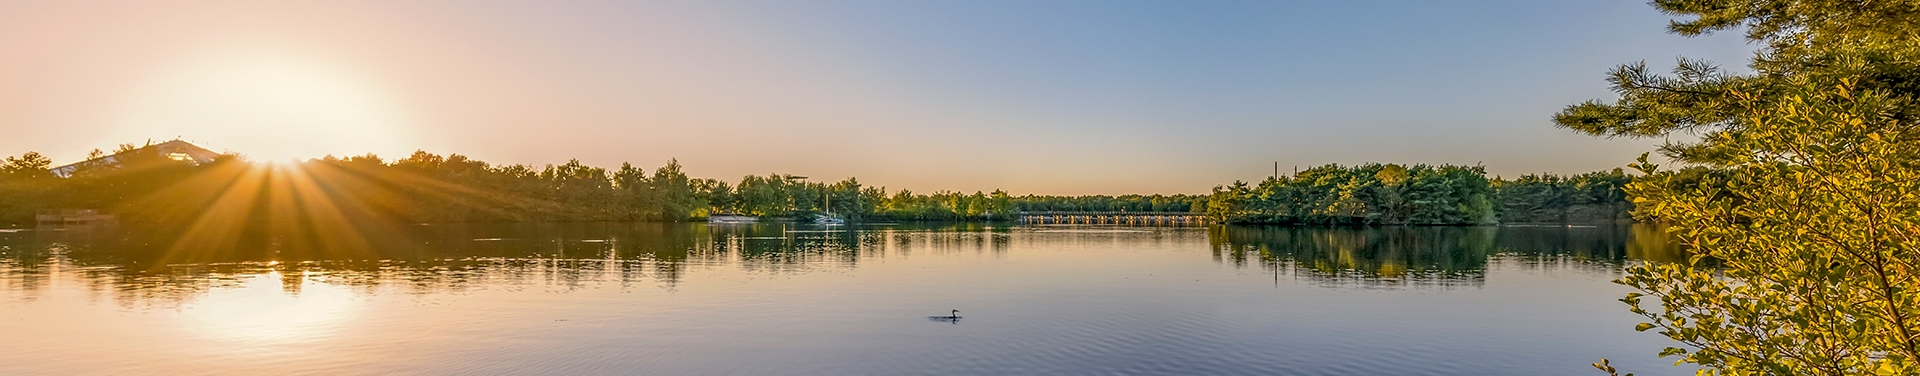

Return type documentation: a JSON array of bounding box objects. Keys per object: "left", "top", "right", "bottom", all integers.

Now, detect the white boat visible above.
[{"left": 816, "top": 192, "right": 845, "bottom": 225}]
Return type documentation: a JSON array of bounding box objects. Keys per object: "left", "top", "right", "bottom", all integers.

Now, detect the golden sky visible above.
[{"left": 0, "top": 1, "right": 1753, "bottom": 195}]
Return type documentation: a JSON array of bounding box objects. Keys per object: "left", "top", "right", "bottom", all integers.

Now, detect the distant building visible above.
[{"left": 50, "top": 140, "right": 221, "bottom": 178}]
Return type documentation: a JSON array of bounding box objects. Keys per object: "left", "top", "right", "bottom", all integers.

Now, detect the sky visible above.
[{"left": 0, "top": 1, "right": 1756, "bottom": 195}]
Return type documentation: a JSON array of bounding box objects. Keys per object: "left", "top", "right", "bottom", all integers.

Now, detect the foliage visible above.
[
  {"left": 1553, "top": 0, "right": 1920, "bottom": 166},
  {"left": 868, "top": 188, "right": 1019, "bottom": 221},
  {"left": 5, "top": 148, "right": 1627, "bottom": 228},
  {"left": 0, "top": 143, "right": 214, "bottom": 226},
  {"left": 0, "top": 152, "right": 55, "bottom": 226},
  {"left": 1204, "top": 163, "right": 1499, "bottom": 225},
  {"left": 0, "top": 148, "right": 715, "bottom": 224},
  {"left": 1617, "top": 79, "right": 1919, "bottom": 375},
  {"left": 0, "top": 147, "right": 1033, "bottom": 225},
  {"left": 1560, "top": 0, "right": 1920, "bottom": 374},
  {"left": 1013, "top": 194, "right": 1205, "bottom": 213},
  {"left": 1494, "top": 169, "right": 1634, "bottom": 223},
  {"left": 690, "top": 173, "right": 1020, "bottom": 221}
]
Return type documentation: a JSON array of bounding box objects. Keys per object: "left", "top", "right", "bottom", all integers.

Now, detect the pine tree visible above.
[{"left": 1563, "top": 1, "right": 1920, "bottom": 374}]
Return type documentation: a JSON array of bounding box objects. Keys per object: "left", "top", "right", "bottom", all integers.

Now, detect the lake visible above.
[{"left": 0, "top": 223, "right": 1692, "bottom": 375}]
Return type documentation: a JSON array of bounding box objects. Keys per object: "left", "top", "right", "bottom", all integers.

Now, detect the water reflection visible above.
[
  {"left": 0, "top": 223, "right": 1691, "bottom": 375},
  {"left": 0, "top": 222, "right": 1018, "bottom": 305},
  {"left": 1208, "top": 224, "right": 1682, "bottom": 287},
  {"left": 0, "top": 223, "right": 1682, "bottom": 301},
  {"left": 182, "top": 270, "right": 361, "bottom": 344}
]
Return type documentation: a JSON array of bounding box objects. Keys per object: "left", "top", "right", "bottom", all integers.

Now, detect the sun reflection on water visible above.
[{"left": 180, "top": 270, "right": 360, "bottom": 345}]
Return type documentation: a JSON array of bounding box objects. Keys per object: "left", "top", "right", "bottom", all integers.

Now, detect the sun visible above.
[{"left": 118, "top": 50, "right": 416, "bottom": 162}]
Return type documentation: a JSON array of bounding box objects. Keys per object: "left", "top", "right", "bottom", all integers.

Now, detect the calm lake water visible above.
[{"left": 0, "top": 223, "right": 1692, "bottom": 375}]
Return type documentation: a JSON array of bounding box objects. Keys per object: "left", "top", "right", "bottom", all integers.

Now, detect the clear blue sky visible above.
[{"left": 0, "top": 1, "right": 1754, "bottom": 194}]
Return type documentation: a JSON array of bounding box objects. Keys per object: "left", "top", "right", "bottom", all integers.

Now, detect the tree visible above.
[
  {"left": 1201, "top": 164, "right": 1501, "bottom": 225},
  {"left": 0, "top": 152, "right": 56, "bottom": 224},
  {"left": 1, "top": 152, "right": 53, "bottom": 178},
  {"left": 1556, "top": 1, "right": 1920, "bottom": 165},
  {"left": 1562, "top": 1, "right": 1920, "bottom": 374},
  {"left": 650, "top": 159, "right": 699, "bottom": 220}
]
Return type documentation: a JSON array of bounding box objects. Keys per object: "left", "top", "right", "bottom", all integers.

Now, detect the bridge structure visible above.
[{"left": 1017, "top": 211, "right": 1211, "bottom": 226}]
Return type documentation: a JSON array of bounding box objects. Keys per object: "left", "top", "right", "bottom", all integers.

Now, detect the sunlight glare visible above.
[
  {"left": 119, "top": 50, "right": 416, "bottom": 161},
  {"left": 182, "top": 271, "right": 361, "bottom": 345}
]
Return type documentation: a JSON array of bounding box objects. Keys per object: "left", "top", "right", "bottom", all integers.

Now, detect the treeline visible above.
[
  {"left": 701, "top": 174, "right": 1020, "bottom": 221},
  {"left": 1013, "top": 194, "right": 1205, "bottom": 213},
  {"left": 1205, "top": 164, "right": 1497, "bottom": 225},
  {"left": 0, "top": 145, "right": 1029, "bottom": 225},
  {"left": 313, "top": 151, "right": 706, "bottom": 222},
  {"left": 1, "top": 144, "right": 221, "bottom": 227},
  {"left": 349, "top": 152, "right": 1026, "bottom": 222},
  {"left": 0, "top": 147, "right": 695, "bottom": 225},
  {"left": 2, "top": 143, "right": 1640, "bottom": 227},
  {"left": 1204, "top": 163, "right": 1637, "bottom": 225},
  {"left": 1492, "top": 169, "right": 1633, "bottom": 223}
]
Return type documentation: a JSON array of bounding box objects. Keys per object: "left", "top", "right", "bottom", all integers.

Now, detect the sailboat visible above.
[{"left": 815, "top": 191, "right": 845, "bottom": 225}]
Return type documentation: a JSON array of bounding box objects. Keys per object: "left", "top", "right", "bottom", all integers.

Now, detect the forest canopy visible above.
[
  {"left": 2, "top": 143, "right": 1635, "bottom": 227},
  {"left": 1203, "top": 163, "right": 1633, "bottom": 226}
]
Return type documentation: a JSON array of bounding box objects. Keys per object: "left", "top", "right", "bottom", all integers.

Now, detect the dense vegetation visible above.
[
  {"left": 1564, "top": 0, "right": 1920, "bottom": 374},
  {"left": 1204, "top": 164, "right": 1496, "bottom": 225},
  {"left": 1013, "top": 194, "right": 1205, "bottom": 213},
  {"left": 0, "top": 144, "right": 224, "bottom": 227},
  {"left": 1492, "top": 169, "right": 1633, "bottom": 224},
  {"left": 1, "top": 144, "right": 1642, "bottom": 227},
  {"left": 1201, "top": 163, "right": 1632, "bottom": 225},
  {"left": 703, "top": 174, "right": 1020, "bottom": 221},
  {"left": 0, "top": 147, "right": 1036, "bottom": 225}
]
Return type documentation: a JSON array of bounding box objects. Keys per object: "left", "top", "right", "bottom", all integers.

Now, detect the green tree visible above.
[
  {"left": 650, "top": 159, "right": 699, "bottom": 220},
  {"left": 1562, "top": 1, "right": 1920, "bottom": 374},
  {"left": 0, "top": 152, "right": 56, "bottom": 225},
  {"left": 1202, "top": 164, "right": 1498, "bottom": 226},
  {"left": 1, "top": 151, "right": 53, "bottom": 177}
]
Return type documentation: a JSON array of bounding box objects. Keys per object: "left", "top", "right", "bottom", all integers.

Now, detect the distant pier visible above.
[
  {"left": 35, "top": 209, "right": 118, "bottom": 228},
  {"left": 1017, "top": 211, "right": 1210, "bottom": 226}
]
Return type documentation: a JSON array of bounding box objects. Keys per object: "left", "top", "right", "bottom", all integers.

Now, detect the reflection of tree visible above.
[
  {"left": 0, "top": 223, "right": 725, "bottom": 305},
  {"left": 2, "top": 223, "right": 1686, "bottom": 304},
  {"left": 0, "top": 222, "right": 1015, "bottom": 306},
  {"left": 1211, "top": 226, "right": 1494, "bottom": 286},
  {"left": 1208, "top": 224, "right": 1682, "bottom": 287},
  {"left": 1489, "top": 224, "right": 1685, "bottom": 264},
  {"left": 702, "top": 224, "right": 862, "bottom": 274}
]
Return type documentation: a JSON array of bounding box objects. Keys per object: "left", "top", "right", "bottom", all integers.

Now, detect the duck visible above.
[{"left": 927, "top": 309, "right": 962, "bottom": 322}]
